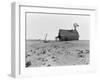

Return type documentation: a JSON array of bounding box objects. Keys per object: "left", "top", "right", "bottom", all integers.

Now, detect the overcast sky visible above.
[{"left": 26, "top": 13, "right": 90, "bottom": 40}]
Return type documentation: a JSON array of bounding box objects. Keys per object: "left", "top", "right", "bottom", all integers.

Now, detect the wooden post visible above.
[{"left": 44, "top": 33, "right": 47, "bottom": 41}]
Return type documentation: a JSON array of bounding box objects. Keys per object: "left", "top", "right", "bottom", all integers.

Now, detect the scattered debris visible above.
[
  {"left": 26, "top": 40, "right": 89, "bottom": 67},
  {"left": 51, "top": 56, "right": 55, "bottom": 59},
  {"left": 37, "top": 57, "right": 42, "bottom": 60},
  {"left": 26, "top": 61, "right": 31, "bottom": 67},
  {"left": 78, "top": 54, "right": 85, "bottom": 58},
  {"left": 47, "top": 64, "right": 51, "bottom": 67},
  {"left": 86, "top": 49, "right": 89, "bottom": 53},
  {"left": 42, "top": 63, "right": 46, "bottom": 65}
]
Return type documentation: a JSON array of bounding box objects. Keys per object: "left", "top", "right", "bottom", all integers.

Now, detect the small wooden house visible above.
[{"left": 56, "top": 23, "right": 79, "bottom": 41}]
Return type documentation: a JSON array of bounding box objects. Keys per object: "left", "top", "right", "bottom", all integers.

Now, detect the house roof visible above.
[{"left": 59, "top": 29, "right": 79, "bottom": 37}]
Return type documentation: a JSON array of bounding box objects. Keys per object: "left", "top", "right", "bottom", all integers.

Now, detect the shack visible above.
[{"left": 56, "top": 23, "right": 79, "bottom": 41}]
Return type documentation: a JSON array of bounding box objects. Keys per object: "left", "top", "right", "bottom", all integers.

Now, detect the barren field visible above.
[{"left": 25, "top": 40, "right": 89, "bottom": 67}]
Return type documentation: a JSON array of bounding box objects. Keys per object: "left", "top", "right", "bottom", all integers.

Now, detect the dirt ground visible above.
[{"left": 25, "top": 40, "right": 89, "bottom": 67}]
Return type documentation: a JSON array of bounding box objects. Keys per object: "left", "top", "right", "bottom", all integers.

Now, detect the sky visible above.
[{"left": 26, "top": 13, "right": 90, "bottom": 40}]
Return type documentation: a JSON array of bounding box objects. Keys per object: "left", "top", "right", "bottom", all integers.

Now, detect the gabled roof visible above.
[{"left": 59, "top": 29, "right": 78, "bottom": 37}]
